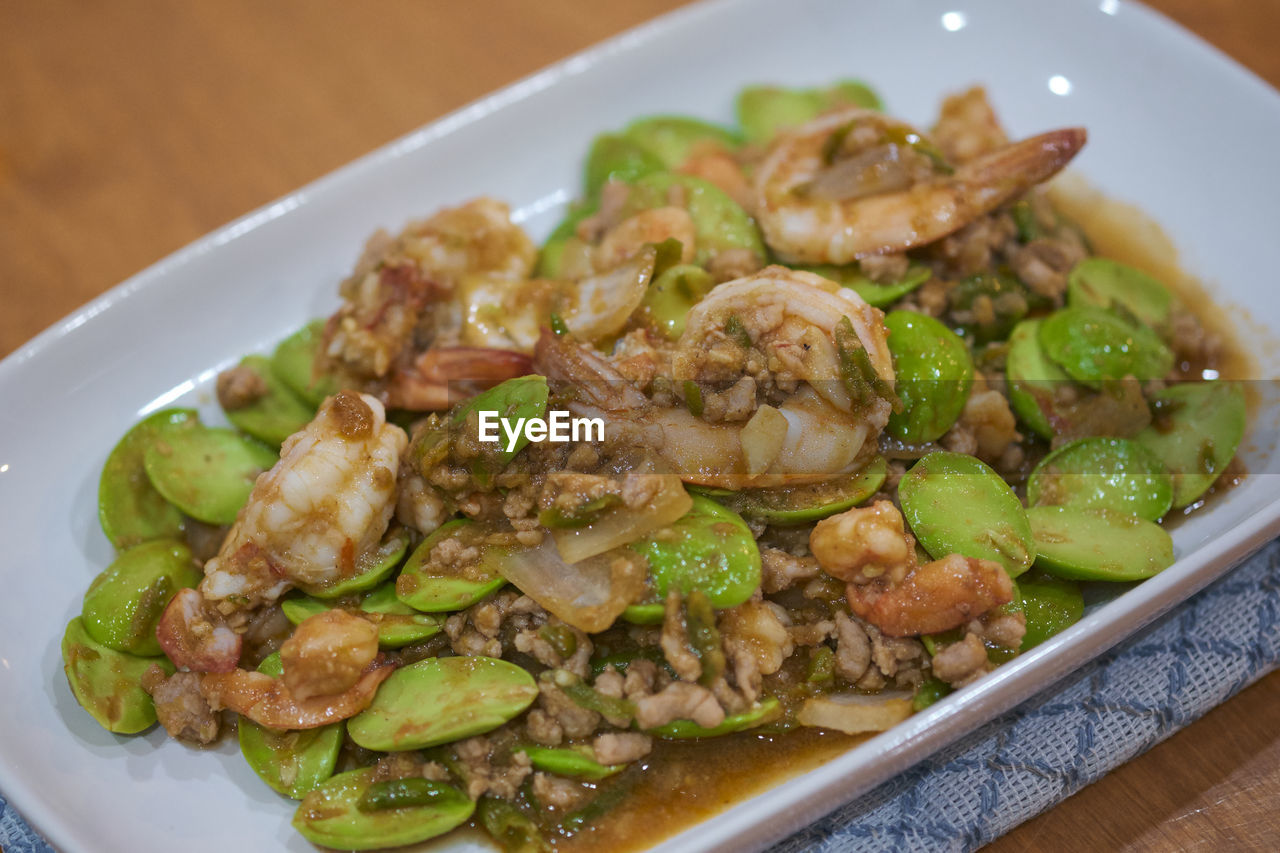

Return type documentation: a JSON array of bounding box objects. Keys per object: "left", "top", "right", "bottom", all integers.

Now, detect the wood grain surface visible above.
[{"left": 2, "top": 1, "right": 1278, "bottom": 851}]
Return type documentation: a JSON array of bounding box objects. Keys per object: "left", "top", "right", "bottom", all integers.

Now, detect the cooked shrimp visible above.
[
  {"left": 809, "top": 500, "right": 914, "bottom": 585},
  {"left": 201, "top": 658, "right": 394, "bottom": 730},
  {"left": 679, "top": 151, "right": 754, "bottom": 212},
  {"left": 280, "top": 610, "right": 380, "bottom": 702},
  {"left": 849, "top": 553, "right": 1013, "bottom": 638},
  {"left": 322, "top": 197, "right": 669, "bottom": 410},
  {"left": 155, "top": 588, "right": 243, "bottom": 672},
  {"left": 200, "top": 391, "right": 407, "bottom": 615},
  {"left": 324, "top": 198, "right": 536, "bottom": 381},
  {"left": 666, "top": 266, "right": 894, "bottom": 485},
  {"left": 931, "top": 86, "right": 1010, "bottom": 165},
  {"left": 383, "top": 248, "right": 666, "bottom": 410},
  {"left": 811, "top": 501, "right": 1013, "bottom": 637},
  {"left": 595, "top": 207, "right": 696, "bottom": 270},
  {"left": 754, "top": 107, "right": 1086, "bottom": 264},
  {"left": 385, "top": 346, "right": 533, "bottom": 411},
  {"left": 534, "top": 267, "right": 895, "bottom": 489},
  {"left": 674, "top": 266, "right": 893, "bottom": 412}
]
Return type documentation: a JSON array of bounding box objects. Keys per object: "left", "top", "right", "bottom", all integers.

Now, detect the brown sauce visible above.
[{"left": 555, "top": 728, "right": 867, "bottom": 852}]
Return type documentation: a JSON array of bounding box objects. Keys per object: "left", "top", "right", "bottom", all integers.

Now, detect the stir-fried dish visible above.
[{"left": 63, "top": 81, "right": 1246, "bottom": 851}]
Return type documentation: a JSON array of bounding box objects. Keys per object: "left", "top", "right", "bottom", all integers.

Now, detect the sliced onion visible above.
[
  {"left": 740, "top": 405, "right": 789, "bottom": 476},
  {"left": 492, "top": 539, "right": 646, "bottom": 633},
  {"left": 796, "top": 692, "right": 914, "bottom": 734},
  {"left": 809, "top": 144, "right": 914, "bottom": 201},
  {"left": 562, "top": 246, "right": 654, "bottom": 342},
  {"left": 550, "top": 473, "right": 692, "bottom": 564}
]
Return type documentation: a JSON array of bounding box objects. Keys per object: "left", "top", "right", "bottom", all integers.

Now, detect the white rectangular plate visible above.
[{"left": 2, "top": 1, "right": 1279, "bottom": 851}]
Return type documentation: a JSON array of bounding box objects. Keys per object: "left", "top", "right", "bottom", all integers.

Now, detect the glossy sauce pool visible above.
[{"left": 555, "top": 728, "right": 868, "bottom": 852}]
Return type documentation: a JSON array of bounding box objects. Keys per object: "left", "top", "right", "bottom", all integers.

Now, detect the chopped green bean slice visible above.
[
  {"left": 552, "top": 670, "right": 636, "bottom": 721},
  {"left": 292, "top": 767, "right": 473, "bottom": 850},
  {"left": 683, "top": 380, "right": 705, "bottom": 417},
  {"left": 912, "top": 677, "right": 951, "bottom": 711},
  {"left": 518, "top": 745, "right": 626, "bottom": 781},
  {"left": 478, "top": 797, "right": 549, "bottom": 853},
  {"left": 806, "top": 646, "right": 836, "bottom": 684},
  {"left": 538, "top": 494, "right": 624, "bottom": 529},
  {"left": 357, "top": 778, "right": 455, "bottom": 813},
  {"left": 648, "top": 697, "right": 782, "bottom": 738}
]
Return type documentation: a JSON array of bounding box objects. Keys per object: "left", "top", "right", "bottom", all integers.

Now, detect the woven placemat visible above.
[{"left": 5, "top": 541, "right": 1277, "bottom": 852}]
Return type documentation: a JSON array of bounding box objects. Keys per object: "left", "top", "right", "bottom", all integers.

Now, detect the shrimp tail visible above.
[
  {"left": 386, "top": 345, "right": 533, "bottom": 410},
  {"left": 756, "top": 108, "right": 1088, "bottom": 264},
  {"left": 957, "top": 127, "right": 1087, "bottom": 210},
  {"left": 533, "top": 328, "right": 650, "bottom": 412}
]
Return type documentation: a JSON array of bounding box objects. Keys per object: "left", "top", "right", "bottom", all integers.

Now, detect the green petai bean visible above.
[
  {"left": 1017, "top": 571, "right": 1085, "bottom": 649},
  {"left": 884, "top": 311, "right": 974, "bottom": 443},
  {"left": 1067, "top": 257, "right": 1173, "bottom": 330},
  {"left": 1027, "top": 505, "right": 1174, "bottom": 582},
  {"left": 584, "top": 133, "right": 665, "bottom": 197},
  {"left": 1026, "top": 436, "right": 1173, "bottom": 521},
  {"left": 396, "top": 519, "right": 508, "bottom": 612},
  {"left": 97, "top": 408, "right": 193, "bottom": 550},
  {"left": 703, "top": 455, "right": 887, "bottom": 526},
  {"left": 899, "top": 451, "right": 1034, "bottom": 577},
  {"left": 271, "top": 320, "right": 339, "bottom": 407},
  {"left": 62, "top": 617, "right": 171, "bottom": 734},
  {"left": 141, "top": 415, "right": 277, "bottom": 526},
  {"left": 1039, "top": 306, "right": 1173, "bottom": 387},
  {"left": 221, "top": 354, "right": 315, "bottom": 447},
  {"left": 1004, "top": 319, "right": 1072, "bottom": 439},
  {"left": 1135, "top": 381, "right": 1246, "bottom": 508},
  {"left": 622, "top": 116, "right": 741, "bottom": 168},
  {"left": 82, "top": 539, "right": 200, "bottom": 656},
  {"left": 292, "top": 767, "right": 473, "bottom": 851},
  {"left": 627, "top": 494, "right": 761, "bottom": 609},
  {"left": 736, "top": 80, "right": 882, "bottom": 143},
  {"left": 348, "top": 657, "right": 538, "bottom": 751}
]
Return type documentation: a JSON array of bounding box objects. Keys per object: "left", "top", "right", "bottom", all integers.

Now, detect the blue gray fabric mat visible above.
[
  {"left": 772, "top": 539, "right": 1280, "bottom": 852},
  {"left": 5, "top": 541, "right": 1278, "bottom": 853}
]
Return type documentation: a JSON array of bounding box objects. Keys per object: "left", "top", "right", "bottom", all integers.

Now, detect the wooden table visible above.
[{"left": 2, "top": 1, "right": 1277, "bottom": 850}]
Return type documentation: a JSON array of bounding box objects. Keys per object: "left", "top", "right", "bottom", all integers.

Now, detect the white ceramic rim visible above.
[{"left": 2, "top": 1, "right": 1279, "bottom": 851}]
